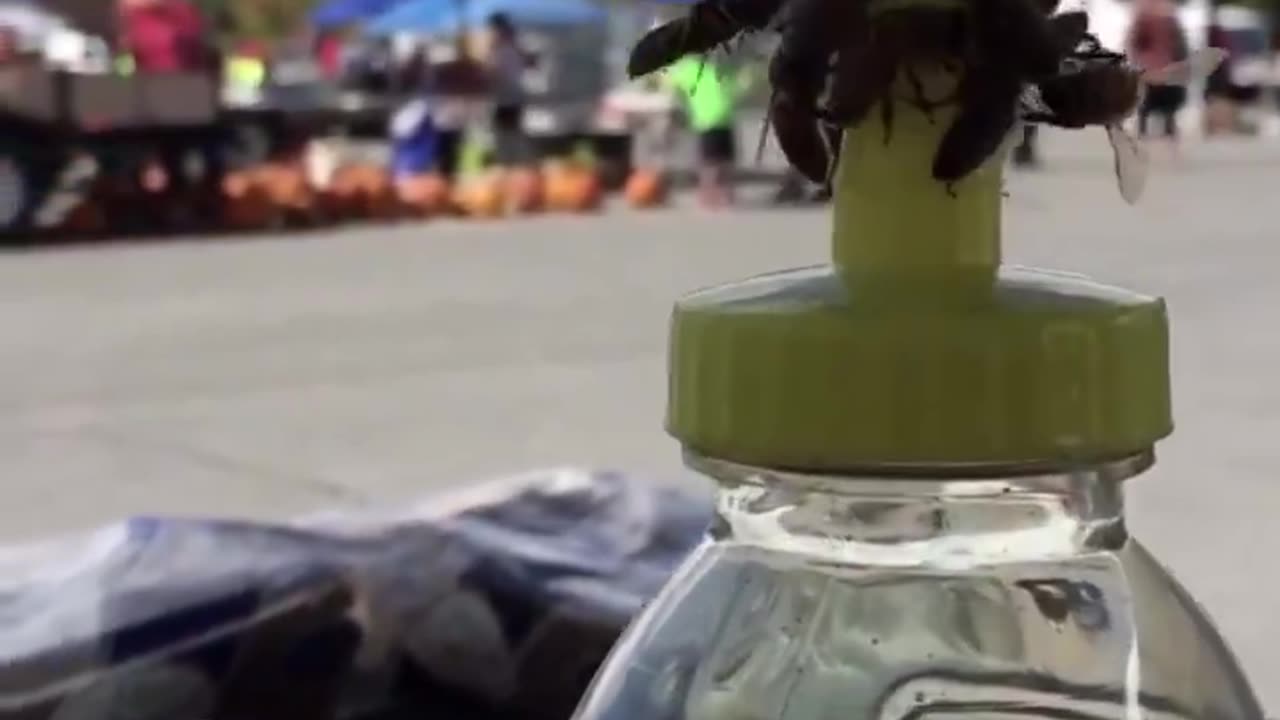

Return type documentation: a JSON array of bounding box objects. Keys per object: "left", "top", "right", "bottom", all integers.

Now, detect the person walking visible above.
[
  {"left": 666, "top": 54, "right": 739, "bottom": 208},
  {"left": 117, "top": 0, "right": 223, "bottom": 225},
  {"left": 1126, "top": 0, "right": 1190, "bottom": 148},
  {"left": 431, "top": 36, "right": 489, "bottom": 179},
  {"left": 485, "top": 13, "right": 536, "bottom": 168},
  {"left": 388, "top": 48, "right": 443, "bottom": 180}
]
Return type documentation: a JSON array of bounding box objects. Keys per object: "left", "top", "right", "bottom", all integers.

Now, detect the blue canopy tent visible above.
[
  {"left": 310, "top": 0, "right": 414, "bottom": 28},
  {"left": 365, "top": 0, "right": 606, "bottom": 35}
]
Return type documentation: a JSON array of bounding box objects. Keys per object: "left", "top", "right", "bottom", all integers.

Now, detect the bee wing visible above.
[
  {"left": 1141, "top": 48, "right": 1229, "bottom": 87},
  {"left": 1132, "top": 81, "right": 1148, "bottom": 114},
  {"left": 769, "top": 94, "right": 831, "bottom": 184},
  {"left": 821, "top": 122, "right": 843, "bottom": 187},
  {"left": 755, "top": 106, "right": 773, "bottom": 166},
  {"left": 1106, "top": 123, "right": 1148, "bottom": 204}
]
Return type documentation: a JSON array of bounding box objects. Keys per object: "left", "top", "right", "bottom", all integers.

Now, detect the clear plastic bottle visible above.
[
  {"left": 573, "top": 453, "right": 1264, "bottom": 720},
  {"left": 571, "top": 55, "right": 1265, "bottom": 720}
]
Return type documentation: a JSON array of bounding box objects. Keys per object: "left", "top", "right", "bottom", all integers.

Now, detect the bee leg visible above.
[
  {"left": 821, "top": 123, "right": 843, "bottom": 187},
  {"left": 822, "top": 44, "right": 874, "bottom": 129},
  {"left": 932, "top": 71, "right": 1021, "bottom": 184},
  {"left": 771, "top": 92, "right": 831, "bottom": 184},
  {"left": 880, "top": 92, "right": 895, "bottom": 145},
  {"left": 945, "top": 182, "right": 958, "bottom": 198},
  {"left": 905, "top": 64, "right": 935, "bottom": 123},
  {"left": 755, "top": 91, "right": 776, "bottom": 165},
  {"left": 693, "top": 54, "right": 709, "bottom": 90}
]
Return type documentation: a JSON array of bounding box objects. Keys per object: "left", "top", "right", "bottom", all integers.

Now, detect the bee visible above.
[
  {"left": 931, "top": 5, "right": 1091, "bottom": 187},
  {"left": 627, "top": 0, "right": 788, "bottom": 78},
  {"left": 1014, "top": 578, "right": 1111, "bottom": 631},
  {"left": 1021, "top": 46, "right": 1227, "bottom": 203}
]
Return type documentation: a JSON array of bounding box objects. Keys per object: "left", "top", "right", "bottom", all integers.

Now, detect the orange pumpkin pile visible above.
[
  {"left": 57, "top": 149, "right": 668, "bottom": 237},
  {"left": 396, "top": 173, "right": 452, "bottom": 218},
  {"left": 624, "top": 168, "right": 668, "bottom": 209}
]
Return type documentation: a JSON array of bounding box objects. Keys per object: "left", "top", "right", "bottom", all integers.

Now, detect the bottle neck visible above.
[
  {"left": 688, "top": 452, "right": 1151, "bottom": 567},
  {"left": 830, "top": 68, "right": 1003, "bottom": 301}
]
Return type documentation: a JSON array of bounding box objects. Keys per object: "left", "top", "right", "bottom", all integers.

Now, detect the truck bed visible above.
[{"left": 0, "top": 66, "right": 219, "bottom": 133}]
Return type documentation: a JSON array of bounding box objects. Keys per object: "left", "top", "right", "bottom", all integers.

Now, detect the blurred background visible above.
[{"left": 0, "top": 0, "right": 1277, "bottom": 713}]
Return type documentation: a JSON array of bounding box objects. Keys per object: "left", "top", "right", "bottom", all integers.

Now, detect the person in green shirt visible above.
[{"left": 665, "top": 54, "right": 739, "bottom": 207}]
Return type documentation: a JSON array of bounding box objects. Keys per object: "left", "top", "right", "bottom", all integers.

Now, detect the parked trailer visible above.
[{"left": 0, "top": 63, "right": 355, "bottom": 238}]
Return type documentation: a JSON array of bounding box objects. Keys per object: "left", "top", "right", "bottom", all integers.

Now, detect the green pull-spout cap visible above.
[{"left": 665, "top": 72, "right": 1173, "bottom": 472}]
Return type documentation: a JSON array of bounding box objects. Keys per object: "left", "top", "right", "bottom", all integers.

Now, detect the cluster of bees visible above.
[{"left": 629, "top": 0, "right": 1226, "bottom": 203}]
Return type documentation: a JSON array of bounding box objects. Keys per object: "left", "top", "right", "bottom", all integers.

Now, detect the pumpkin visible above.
[
  {"left": 502, "top": 167, "right": 544, "bottom": 214},
  {"left": 351, "top": 165, "right": 400, "bottom": 219},
  {"left": 224, "top": 190, "right": 276, "bottom": 230},
  {"left": 221, "top": 170, "right": 276, "bottom": 230},
  {"left": 452, "top": 174, "right": 505, "bottom": 218},
  {"left": 624, "top": 168, "right": 668, "bottom": 209},
  {"left": 257, "top": 163, "right": 315, "bottom": 212},
  {"left": 541, "top": 161, "right": 602, "bottom": 213},
  {"left": 323, "top": 164, "right": 386, "bottom": 219},
  {"left": 367, "top": 187, "right": 405, "bottom": 220},
  {"left": 541, "top": 162, "right": 575, "bottom": 212},
  {"left": 397, "top": 173, "right": 452, "bottom": 217},
  {"left": 563, "top": 167, "right": 603, "bottom": 213},
  {"left": 222, "top": 170, "right": 255, "bottom": 199},
  {"left": 320, "top": 167, "right": 358, "bottom": 219}
]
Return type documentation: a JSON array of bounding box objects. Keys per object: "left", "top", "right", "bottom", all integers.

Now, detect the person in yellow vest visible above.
[
  {"left": 665, "top": 54, "right": 742, "bottom": 208},
  {"left": 227, "top": 53, "right": 266, "bottom": 89},
  {"left": 226, "top": 40, "right": 267, "bottom": 96}
]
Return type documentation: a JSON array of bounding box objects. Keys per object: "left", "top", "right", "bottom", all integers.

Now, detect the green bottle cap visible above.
[{"left": 666, "top": 74, "right": 1172, "bottom": 471}]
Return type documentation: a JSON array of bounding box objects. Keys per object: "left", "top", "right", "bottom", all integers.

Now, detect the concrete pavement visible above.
[{"left": 0, "top": 128, "right": 1277, "bottom": 704}]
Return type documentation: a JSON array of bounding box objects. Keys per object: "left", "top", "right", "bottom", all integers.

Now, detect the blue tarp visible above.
[
  {"left": 366, "top": 0, "right": 605, "bottom": 35},
  {"left": 310, "top": 0, "right": 412, "bottom": 28},
  {"left": 0, "top": 468, "right": 713, "bottom": 720}
]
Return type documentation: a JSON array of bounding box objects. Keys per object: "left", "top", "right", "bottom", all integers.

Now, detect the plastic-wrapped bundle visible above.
[{"left": 0, "top": 469, "right": 713, "bottom": 720}]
